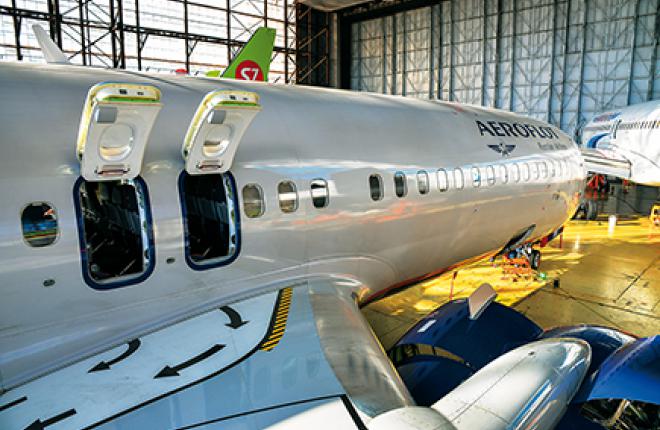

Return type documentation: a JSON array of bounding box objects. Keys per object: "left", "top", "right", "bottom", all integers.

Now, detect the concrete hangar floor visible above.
[{"left": 363, "top": 182, "right": 660, "bottom": 350}]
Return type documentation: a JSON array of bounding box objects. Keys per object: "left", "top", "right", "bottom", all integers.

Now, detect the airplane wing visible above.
[
  {"left": 580, "top": 147, "right": 632, "bottom": 179},
  {"left": 207, "top": 27, "right": 276, "bottom": 81},
  {"left": 0, "top": 279, "right": 593, "bottom": 430},
  {"left": 32, "top": 25, "right": 71, "bottom": 65},
  {"left": 0, "top": 281, "right": 410, "bottom": 429}
]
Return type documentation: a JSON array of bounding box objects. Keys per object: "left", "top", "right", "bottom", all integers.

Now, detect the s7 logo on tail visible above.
[{"left": 236, "top": 60, "right": 264, "bottom": 81}]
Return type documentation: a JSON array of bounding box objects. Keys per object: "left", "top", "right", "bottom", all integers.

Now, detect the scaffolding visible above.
[
  {"left": 0, "top": 0, "right": 297, "bottom": 82},
  {"left": 296, "top": 2, "right": 330, "bottom": 86}
]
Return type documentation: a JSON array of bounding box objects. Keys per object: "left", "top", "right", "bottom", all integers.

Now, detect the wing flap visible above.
[{"left": 581, "top": 147, "right": 632, "bottom": 179}]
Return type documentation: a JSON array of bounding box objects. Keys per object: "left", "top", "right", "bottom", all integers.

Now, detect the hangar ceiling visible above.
[
  {"left": 345, "top": 0, "right": 660, "bottom": 135},
  {"left": 0, "top": 0, "right": 297, "bottom": 82}
]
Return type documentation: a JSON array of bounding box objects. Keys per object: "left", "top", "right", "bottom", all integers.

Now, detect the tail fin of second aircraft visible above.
[
  {"left": 207, "top": 27, "right": 276, "bottom": 81},
  {"left": 32, "top": 25, "right": 71, "bottom": 65}
]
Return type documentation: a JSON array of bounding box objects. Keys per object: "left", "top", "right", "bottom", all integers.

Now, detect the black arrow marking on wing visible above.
[
  {"left": 0, "top": 396, "right": 27, "bottom": 412},
  {"left": 154, "top": 344, "right": 225, "bottom": 378},
  {"left": 89, "top": 339, "right": 141, "bottom": 372},
  {"left": 24, "top": 409, "right": 76, "bottom": 430},
  {"left": 220, "top": 305, "right": 249, "bottom": 329}
]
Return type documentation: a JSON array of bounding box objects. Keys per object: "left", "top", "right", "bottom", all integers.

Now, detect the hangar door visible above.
[{"left": 350, "top": 0, "right": 660, "bottom": 136}]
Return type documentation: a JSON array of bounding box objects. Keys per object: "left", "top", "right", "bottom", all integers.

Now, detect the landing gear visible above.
[{"left": 505, "top": 246, "right": 542, "bottom": 271}]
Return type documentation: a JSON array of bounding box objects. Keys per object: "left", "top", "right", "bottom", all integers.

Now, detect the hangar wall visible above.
[{"left": 348, "top": 0, "right": 660, "bottom": 135}]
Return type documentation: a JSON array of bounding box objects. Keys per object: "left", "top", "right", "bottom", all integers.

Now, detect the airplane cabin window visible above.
[
  {"left": 369, "top": 174, "right": 384, "bottom": 201},
  {"left": 521, "top": 163, "right": 531, "bottom": 181},
  {"left": 21, "top": 202, "right": 58, "bottom": 247},
  {"left": 394, "top": 172, "right": 407, "bottom": 197},
  {"left": 311, "top": 178, "right": 329, "bottom": 208},
  {"left": 530, "top": 162, "right": 540, "bottom": 180},
  {"left": 486, "top": 165, "right": 496, "bottom": 186},
  {"left": 453, "top": 168, "right": 465, "bottom": 189},
  {"left": 278, "top": 181, "right": 298, "bottom": 213},
  {"left": 417, "top": 170, "right": 430, "bottom": 194},
  {"left": 510, "top": 163, "right": 521, "bottom": 182},
  {"left": 242, "top": 184, "right": 265, "bottom": 218},
  {"left": 180, "top": 172, "right": 239, "bottom": 269},
  {"left": 437, "top": 169, "right": 449, "bottom": 191},
  {"left": 75, "top": 178, "right": 154, "bottom": 288},
  {"left": 499, "top": 164, "right": 509, "bottom": 184},
  {"left": 539, "top": 161, "right": 548, "bottom": 179},
  {"left": 471, "top": 166, "right": 481, "bottom": 187}
]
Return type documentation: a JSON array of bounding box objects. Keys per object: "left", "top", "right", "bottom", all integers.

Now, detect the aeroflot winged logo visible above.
[{"left": 488, "top": 142, "right": 516, "bottom": 157}]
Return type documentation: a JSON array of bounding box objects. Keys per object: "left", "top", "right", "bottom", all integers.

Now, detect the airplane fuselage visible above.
[
  {"left": 581, "top": 100, "right": 660, "bottom": 186},
  {"left": 0, "top": 62, "right": 584, "bottom": 390}
]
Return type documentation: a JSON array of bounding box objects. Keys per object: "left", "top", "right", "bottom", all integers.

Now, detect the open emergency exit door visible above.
[
  {"left": 76, "top": 82, "right": 162, "bottom": 181},
  {"left": 182, "top": 90, "right": 261, "bottom": 174}
]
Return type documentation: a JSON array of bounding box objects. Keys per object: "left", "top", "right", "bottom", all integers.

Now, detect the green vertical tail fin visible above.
[{"left": 206, "top": 27, "right": 276, "bottom": 81}]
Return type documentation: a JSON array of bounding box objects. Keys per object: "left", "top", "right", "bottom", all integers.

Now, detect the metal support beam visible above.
[
  {"left": 576, "top": 0, "right": 589, "bottom": 127},
  {"left": 356, "top": 21, "right": 362, "bottom": 89},
  {"left": 547, "top": 0, "right": 558, "bottom": 123},
  {"left": 47, "top": 0, "right": 62, "bottom": 48},
  {"left": 392, "top": 13, "right": 397, "bottom": 94},
  {"left": 382, "top": 16, "right": 388, "bottom": 94},
  {"left": 448, "top": 0, "right": 454, "bottom": 101},
  {"left": 134, "top": 0, "right": 141, "bottom": 69},
  {"left": 627, "top": 0, "right": 640, "bottom": 105},
  {"left": 184, "top": 0, "right": 190, "bottom": 71},
  {"left": 509, "top": 0, "right": 517, "bottom": 111},
  {"left": 647, "top": 4, "right": 660, "bottom": 100},
  {"left": 226, "top": 0, "right": 231, "bottom": 66},
  {"left": 481, "top": 0, "right": 488, "bottom": 106},
  {"left": 401, "top": 10, "right": 407, "bottom": 95},
  {"left": 494, "top": 0, "right": 501, "bottom": 108},
  {"left": 10, "top": 0, "right": 22, "bottom": 60},
  {"left": 429, "top": 5, "right": 435, "bottom": 99},
  {"left": 436, "top": 3, "right": 443, "bottom": 99},
  {"left": 284, "top": 0, "right": 289, "bottom": 82},
  {"left": 78, "top": 0, "right": 87, "bottom": 65},
  {"left": 559, "top": 0, "right": 570, "bottom": 129}
]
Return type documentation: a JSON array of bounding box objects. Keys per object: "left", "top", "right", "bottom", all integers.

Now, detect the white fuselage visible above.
[
  {"left": 581, "top": 100, "right": 660, "bottom": 185},
  {"left": 0, "top": 62, "right": 583, "bottom": 390}
]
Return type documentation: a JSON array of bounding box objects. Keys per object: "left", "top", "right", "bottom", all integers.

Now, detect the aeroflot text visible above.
[{"left": 476, "top": 120, "right": 560, "bottom": 140}]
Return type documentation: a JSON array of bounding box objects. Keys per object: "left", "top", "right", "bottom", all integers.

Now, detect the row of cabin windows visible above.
[
  {"left": 21, "top": 157, "right": 574, "bottom": 288},
  {"left": 370, "top": 158, "right": 573, "bottom": 200},
  {"left": 369, "top": 160, "right": 568, "bottom": 201},
  {"left": 241, "top": 178, "right": 329, "bottom": 219}
]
